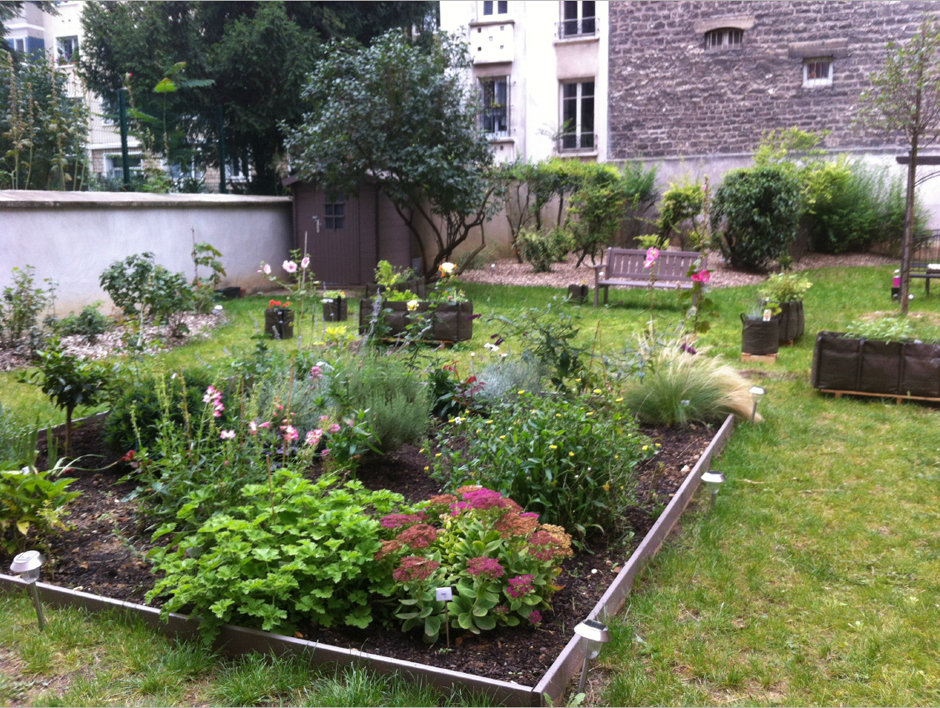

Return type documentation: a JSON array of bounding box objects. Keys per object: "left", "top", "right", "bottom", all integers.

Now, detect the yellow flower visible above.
[
  {"left": 518, "top": 390, "right": 525, "bottom": 394},
  {"left": 549, "top": 445, "right": 558, "bottom": 450},
  {"left": 424, "top": 466, "right": 429, "bottom": 471},
  {"left": 575, "top": 378, "right": 581, "bottom": 382},
  {"left": 615, "top": 397, "right": 623, "bottom": 403},
  {"left": 603, "top": 483, "right": 610, "bottom": 491},
  {"left": 586, "top": 411, "right": 594, "bottom": 416},
  {"left": 500, "top": 435, "right": 506, "bottom": 440},
  {"left": 485, "top": 420, "right": 493, "bottom": 424},
  {"left": 569, "top": 451, "right": 575, "bottom": 457},
  {"left": 642, "top": 445, "right": 649, "bottom": 451},
  {"left": 419, "top": 448, "right": 425, "bottom": 453},
  {"left": 435, "top": 453, "right": 442, "bottom": 458},
  {"left": 440, "top": 262, "right": 456, "bottom": 275},
  {"left": 593, "top": 388, "right": 602, "bottom": 394},
  {"left": 556, "top": 413, "right": 562, "bottom": 418}
]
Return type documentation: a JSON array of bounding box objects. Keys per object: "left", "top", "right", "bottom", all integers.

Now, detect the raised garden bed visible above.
[
  {"left": 811, "top": 330, "right": 940, "bottom": 402},
  {"left": 0, "top": 413, "right": 734, "bottom": 705},
  {"left": 358, "top": 299, "right": 474, "bottom": 343}
]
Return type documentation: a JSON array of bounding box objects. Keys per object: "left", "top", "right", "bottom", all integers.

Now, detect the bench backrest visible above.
[{"left": 603, "top": 248, "right": 702, "bottom": 281}]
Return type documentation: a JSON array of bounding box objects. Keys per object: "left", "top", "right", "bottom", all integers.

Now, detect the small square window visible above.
[
  {"left": 56, "top": 35, "right": 78, "bottom": 64},
  {"left": 482, "top": 1, "right": 507, "bottom": 16},
  {"left": 803, "top": 57, "right": 832, "bottom": 87},
  {"left": 13, "top": 38, "right": 26, "bottom": 53},
  {"left": 325, "top": 193, "right": 345, "bottom": 230},
  {"left": 704, "top": 28, "right": 743, "bottom": 50}
]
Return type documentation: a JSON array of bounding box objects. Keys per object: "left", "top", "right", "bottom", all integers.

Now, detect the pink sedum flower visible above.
[{"left": 310, "top": 366, "right": 323, "bottom": 380}]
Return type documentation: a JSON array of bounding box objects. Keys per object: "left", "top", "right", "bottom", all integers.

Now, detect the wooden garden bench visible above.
[
  {"left": 593, "top": 248, "right": 703, "bottom": 306},
  {"left": 910, "top": 262, "right": 940, "bottom": 295}
]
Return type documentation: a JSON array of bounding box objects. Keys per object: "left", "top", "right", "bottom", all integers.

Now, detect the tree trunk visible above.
[
  {"left": 901, "top": 87, "right": 923, "bottom": 317},
  {"left": 65, "top": 407, "right": 73, "bottom": 458}
]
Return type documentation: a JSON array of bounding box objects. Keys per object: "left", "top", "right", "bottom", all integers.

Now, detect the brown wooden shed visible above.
[{"left": 283, "top": 176, "right": 415, "bottom": 286}]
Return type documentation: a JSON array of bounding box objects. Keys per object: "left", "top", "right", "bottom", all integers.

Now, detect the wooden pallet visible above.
[
  {"left": 819, "top": 389, "right": 940, "bottom": 404},
  {"left": 741, "top": 352, "right": 778, "bottom": 363}
]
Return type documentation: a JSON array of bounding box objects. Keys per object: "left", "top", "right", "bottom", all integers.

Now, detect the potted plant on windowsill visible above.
[
  {"left": 358, "top": 261, "right": 474, "bottom": 343},
  {"left": 264, "top": 299, "right": 294, "bottom": 339},
  {"left": 321, "top": 290, "right": 348, "bottom": 322},
  {"left": 759, "top": 272, "right": 811, "bottom": 344}
]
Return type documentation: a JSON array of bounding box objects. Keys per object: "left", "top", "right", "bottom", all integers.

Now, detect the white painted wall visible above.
[{"left": 0, "top": 191, "right": 292, "bottom": 314}]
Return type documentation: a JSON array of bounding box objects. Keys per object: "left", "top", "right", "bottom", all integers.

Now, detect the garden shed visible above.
[{"left": 283, "top": 176, "right": 415, "bottom": 286}]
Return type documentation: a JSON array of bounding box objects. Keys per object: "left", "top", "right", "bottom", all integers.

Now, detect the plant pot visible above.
[
  {"left": 322, "top": 297, "right": 348, "bottom": 322},
  {"left": 858, "top": 339, "right": 903, "bottom": 395},
  {"left": 774, "top": 300, "right": 804, "bottom": 343},
  {"left": 741, "top": 315, "right": 779, "bottom": 356},
  {"left": 264, "top": 307, "right": 294, "bottom": 339},
  {"left": 364, "top": 278, "right": 427, "bottom": 300},
  {"left": 567, "top": 284, "right": 589, "bottom": 304},
  {"left": 215, "top": 286, "right": 242, "bottom": 300},
  {"left": 358, "top": 299, "right": 474, "bottom": 342},
  {"left": 811, "top": 331, "right": 861, "bottom": 391}
]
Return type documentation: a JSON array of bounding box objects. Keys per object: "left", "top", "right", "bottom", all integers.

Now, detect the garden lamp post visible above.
[
  {"left": 574, "top": 619, "right": 610, "bottom": 691},
  {"left": 10, "top": 551, "right": 46, "bottom": 630},
  {"left": 749, "top": 385, "right": 766, "bottom": 423},
  {"left": 701, "top": 470, "right": 726, "bottom": 509}
]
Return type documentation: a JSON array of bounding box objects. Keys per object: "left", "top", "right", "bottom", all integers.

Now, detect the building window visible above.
[
  {"left": 803, "top": 57, "right": 833, "bottom": 87},
  {"left": 56, "top": 35, "right": 78, "bottom": 64},
  {"left": 480, "top": 76, "right": 509, "bottom": 137},
  {"left": 560, "top": 1, "right": 596, "bottom": 38},
  {"left": 13, "top": 38, "right": 26, "bottom": 53},
  {"left": 483, "top": 1, "right": 508, "bottom": 16},
  {"left": 325, "top": 193, "right": 345, "bottom": 230},
  {"left": 560, "top": 80, "right": 594, "bottom": 151},
  {"left": 105, "top": 153, "right": 142, "bottom": 180},
  {"left": 704, "top": 28, "right": 743, "bottom": 50}
]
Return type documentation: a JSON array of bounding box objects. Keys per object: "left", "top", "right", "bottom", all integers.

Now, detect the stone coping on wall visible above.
[
  {"left": 4, "top": 413, "right": 736, "bottom": 706},
  {"left": 0, "top": 190, "right": 291, "bottom": 209}
]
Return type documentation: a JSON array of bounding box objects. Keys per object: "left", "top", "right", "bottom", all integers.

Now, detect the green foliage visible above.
[
  {"left": 377, "top": 489, "right": 572, "bottom": 641},
  {"left": 0, "top": 460, "right": 80, "bottom": 554},
  {"left": 47, "top": 303, "right": 112, "bottom": 344},
  {"left": 433, "top": 392, "right": 650, "bottom": 541},
  {"left": 98, "top": 252, "right": 192, "bottom": 322},
  {"left": 488, "top": 302, "right": 591, "bottom": 393},
  {"left": 331, "top": 354, "right": 431, "bottom": 451},
  {"left": 619, "top": 343, "right": 755, "bottom": 427},
  {"left": 475, "top": 357, "right": 545, "bottom": 405},
  {"left": 517, "top": 227, "right": 573, "bottom": 273},
  {"left": 427, "top": 363, "right": 485, "bottom": 420},
  {"left": 657, "top": 180, "right": 706, "bottom": 248},
  {"left": 374, "top": 260, "right": 415, "bottom": 289},
  {"left": 0, "top": 266, "right": 57, "bottom": 349},
  {"left": 24, "top": 337, "right": 109, "bottom": 454},
  {"left": 147, "top": 471, "right": 409, "bottom": 639},
  {"left": 0, "top": 53, "right": 89, "bottom": 190},
  {"left": 843, "top": 315, "right": 936, "bottom": 343},
  {"left": 0, "top": 404, "right": 39, "bottom": 470},
  {"left": 286, "top": 31, "right": 496, "bottom": 278},
  {"left": 191, "top": 242, "right": 226, "bottom": 315},
  {"left": 760, "top": 272, "right": 812, "bottom": 304},
  {"left": 711, "top": 165, "right": 802, "bottom": 272}
]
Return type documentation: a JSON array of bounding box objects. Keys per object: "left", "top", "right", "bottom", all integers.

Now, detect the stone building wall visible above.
[{"left": 608, "top": 1, "right": 940, "bottom": 159}]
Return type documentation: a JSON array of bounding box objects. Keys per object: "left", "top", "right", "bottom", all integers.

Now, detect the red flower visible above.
[{"left": 122, "top": 450, "right": 136, "bottom": 462}]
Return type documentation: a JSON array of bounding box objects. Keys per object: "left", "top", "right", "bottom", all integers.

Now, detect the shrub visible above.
[
  {"left": 843, "top": 315, "right": 940, "bottom": 343},
  {"left": 517, "top": 227, "right": 572, "bottom": 273},
  {"left": 711, "top": 165, "right": 801, "bottom": 272},
  {"left": 432, "top": 392, "right": 650, "bottom": 542},
  {"left": 475, "top": 356, "right": 545, "bottom": 405},
  {"left": 759, "top": 272, "right": 812, "bottom": 304},
  {"left": 0, "top": 460, "right": 80, "bottom": 554},
  {"left": 47, "top": 302, "right": 112, "bottom": 343},
  {"left": 376, "top": 488, "right": 572, "bottom": 641},
  {"left": 657, "top": 180, "right": 706, "bottom": 249},
  {"left": 0, "top": 404, "right": 39, "bottom": 470},
  {"left": 331, "top": 354, "right": 430, "bottom": 451},
  {"left": 99, "top": 252, "right": 192, "bottom": 322},
  {"left": 147, "top": 471, "right": 409, "bottom": 639},
  {"left": 1, "top": 266, "right": 57, "bottom": 349},
  {"left": 427, "top": 363, "right": 485, "bottom": 419},
  {"left": 620, "top": 345, "right": 756, "bottom": 426}
]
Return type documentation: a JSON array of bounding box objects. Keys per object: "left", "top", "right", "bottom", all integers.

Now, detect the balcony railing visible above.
[
  {"left": 556, "top": 17, "right": 598, "bottom": 40},
  {"left": 557, "top": 132, "right": 596, "bottom": 152}
]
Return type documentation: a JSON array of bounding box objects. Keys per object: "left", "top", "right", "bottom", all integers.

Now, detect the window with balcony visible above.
[
  {"left": 803, "top": 57, "right": 833, "bottom": 87},
  {"left": 480, "top": 76, "right": 509, "bottom": 137},
  {"left": 704, "top": 28, "right": 743, "bottom": 50},
  {"left": 56, "top": 35, "right": 78, "bottom": 64},
  {"left": 560, "top": 1, "right": 595, "bottom": 38},
  {"left": 482, "top": 1, "right": 508, "bottom": 16},
  {"left": 560, "top": 80, "right": 594, "bottom": 151}
]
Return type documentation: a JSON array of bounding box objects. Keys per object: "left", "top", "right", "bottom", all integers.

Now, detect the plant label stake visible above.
[{"left": 436, "top": 586, "right": 453, "bottom": 648}]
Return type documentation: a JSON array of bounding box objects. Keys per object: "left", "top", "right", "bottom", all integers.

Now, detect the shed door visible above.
[{"left": 298, "top": 187, "right": 362, "bottom": 285}]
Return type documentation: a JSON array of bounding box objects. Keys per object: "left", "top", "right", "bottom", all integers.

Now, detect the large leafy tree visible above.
[
  {"left": 285, "top": 31, "right": 497, "bottom": 279},
  {"left": 858, "top": 17, "right": 940, "bottom": 315},
  {"left": 78, "top": 1, "right": 435, "bottom": 194}
]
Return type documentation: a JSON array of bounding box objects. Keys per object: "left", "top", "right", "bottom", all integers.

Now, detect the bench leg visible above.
[
  {"left": 928, "top": 278, "right": 931, "bottom": 296},
  {"left": 594, "top": 285, "right": 599, "bottom": 307},
  {"left": 603, "top": 286, "right": 609, "bottom": 305}
]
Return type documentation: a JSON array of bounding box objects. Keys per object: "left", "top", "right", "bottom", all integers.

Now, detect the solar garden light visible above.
[
  {"left": 574, "top": 619, "right": 610, "bottom": 691},
  {"left": 10, "top": 550, "right": 46, "bottom": 630},
  {"left": 701, "top": 470, "right": 726, "bottom": 509},
  {"left": 749, "top": 385, "right": 766, "bottom": 423}
]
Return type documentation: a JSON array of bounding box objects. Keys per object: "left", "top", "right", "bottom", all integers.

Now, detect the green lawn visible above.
[{"left": 4, "top": 264, "right": 940, "bottom": 706}]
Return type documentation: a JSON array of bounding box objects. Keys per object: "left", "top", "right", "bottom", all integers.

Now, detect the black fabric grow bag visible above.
[
  {"left": 775, "top": 300, "right": 805, "bottom": 343},
  {"left": 811, "top": 331, "right": 860, "bottom": 391},
  {"left": 741, "top": 315, "right": 779, "bottom": 356},
  {"left": 358, "top": 299, "right": 474, "bottom": 342}
]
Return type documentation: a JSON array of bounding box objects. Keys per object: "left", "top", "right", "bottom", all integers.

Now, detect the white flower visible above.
[
  {"left": 407, "top": 299, "right": 420, "bottom": 311},
  {"left": 220, "top": 430, "right": 236, "bottom": 440},
  {"left": 300, "top": 256, "right": 310, "bottom": 269},
  {"left": 483, "top": 342, "right": 499, "bottom": 352},
  {"left": 263, "top": 263, "right": 271, "bottom": 275},
  {"left": 283, "top": 260, "right": 298, "bottom": 274},
  {"left": 440, "top": 262, "right": 456, "bottom": 274}
]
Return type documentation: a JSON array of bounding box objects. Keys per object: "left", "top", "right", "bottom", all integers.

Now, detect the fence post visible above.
[
  {"left": 117, "top": 88, "right": 131, "bottom": 188},
  {"left": 217, "top": 105, "right": 227, "bottom": 194}
]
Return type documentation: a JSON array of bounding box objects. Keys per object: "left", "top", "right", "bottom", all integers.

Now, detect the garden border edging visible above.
[{"left": 1, "top": 414, "right": 735, "bottom": 706}]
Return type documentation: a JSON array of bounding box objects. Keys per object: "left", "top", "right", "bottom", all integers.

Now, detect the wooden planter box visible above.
[
  {"left": 567, "top": 284, "right": 589, "bottom": 304},
  {"left": 358, "top": 299, "right": 474, "bottom": 342},
  {"left": 741, "top": 315, "right": 779, "bottom": 356},
  {"left": 811, "top": 331, "right": 940, "bottom": 400},
  {"left": 774, "top": 300, "right": 805, "bottom": 343},
  {"left": 364, "top": 279, "right": 427, "bottom": 300},
  {"left": 322, "top": 297, "right": 348, "bottom": 322},
  {"left": 264, "top": 307, "right": 294, "bottom": 339}
]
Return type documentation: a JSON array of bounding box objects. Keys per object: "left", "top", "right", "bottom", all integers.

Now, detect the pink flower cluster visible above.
[
  {"left": 528, "top": 610, "right": 542, "bottom": 625},
  {"left": 691, "top": 269, "right": 711, "bottom": 283},
  {"left": 310, "top": 365, "right": 323, "bottom": 380},
  {"left": 393, "top": 556, "right": 440, "bottom": 583},
  {"left": 396, "top": 524, "right": 438, "bottom": 550},
  {"left": 203, "top": 386, "right": 224, "bottom": 418},
  {"left": 281, "top": 424, "right": 298, "bottom": 443},
  {"left": 466, "top": 556, "right": 505, "bottom": 580},
  {"left": 306, "top": 429, "right": 323, "bottom": 447},
  {"left": 506, "top": 574, "right": 535, "bottom": 598},
  {"left": 450, "top": 487, "right": 518, "bottom": 515},
  {"left": 220, "top": 429, "right": 236, "bottom": 440},
  {"left": 643, "top": 247, "right": 660, "bottom": 269},
  {"left": 380, "top": 513, "right": 426, "bottom": 529}
]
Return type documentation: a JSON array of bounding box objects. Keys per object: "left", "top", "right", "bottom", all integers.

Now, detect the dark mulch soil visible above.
[{"left": 1, "top": 415, "right": 716, "bottom": 685}]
